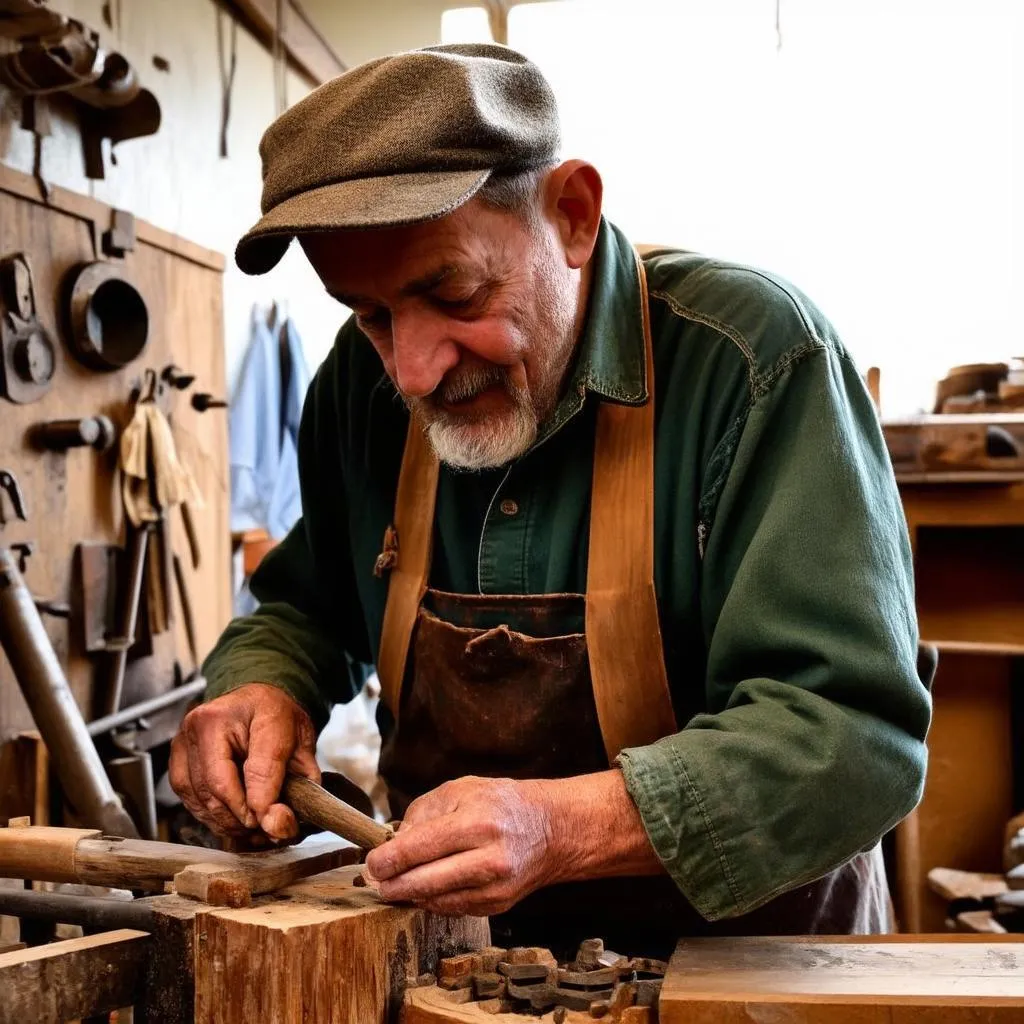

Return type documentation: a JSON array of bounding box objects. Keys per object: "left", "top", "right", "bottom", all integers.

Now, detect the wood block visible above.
[
  {"left": 620, "top": 1009, "right": 653, "bottom": 1023},
  {"left": 183, "top": 864, "right": 489, "bottom": 1023},
  {"left": 660, "top": 936, "right": 1024, "bottom": 1023},
  {"left": 928, "top": 867, "right": 1008, "bottom": 901}
]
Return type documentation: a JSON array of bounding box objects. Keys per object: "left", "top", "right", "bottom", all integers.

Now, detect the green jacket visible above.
[{"left": 204, "top": 219, "right": 931, "bottom": 921}]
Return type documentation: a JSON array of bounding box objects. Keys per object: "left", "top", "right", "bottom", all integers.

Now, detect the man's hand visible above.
[
  {"left": 169, "top": 683, "right": 319, "bottom": 842},
  {"left": 363, "top": 770, "right": 664, "bottom": 917},
  {"left": 363, "top": 776, "right": 556, "bottom": 916}
]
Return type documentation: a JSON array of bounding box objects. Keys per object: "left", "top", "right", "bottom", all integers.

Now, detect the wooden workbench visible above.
[
  {"left": 659, "top": 934, "right": 1024, "bottom": 1022},
  {"left": 0, "top": 863, "right": 489, "bottom": 1023}
]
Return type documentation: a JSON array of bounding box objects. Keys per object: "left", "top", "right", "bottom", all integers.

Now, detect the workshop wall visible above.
[
  {"left": 305, "top": 0, "right": 452, "bottom": 65},
  {"left": 303, "top": 0, "right": 553, "bottom": 64},
  {"left": 0, "top": 0, "right": 344, "bottom": 388}
]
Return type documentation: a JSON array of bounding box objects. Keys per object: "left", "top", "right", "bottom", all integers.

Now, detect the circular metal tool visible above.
[{"left": 65, "top": 261, "right": 149, "bottom": 371}]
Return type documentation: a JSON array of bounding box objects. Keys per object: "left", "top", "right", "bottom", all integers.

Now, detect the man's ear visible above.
[{"left": 542, "top": 160, "right": 603, "bottom": 269}]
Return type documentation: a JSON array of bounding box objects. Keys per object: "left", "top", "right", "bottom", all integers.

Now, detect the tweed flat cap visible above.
[{"left": 235, "top": 43, "right": 561, "bottom": 275}]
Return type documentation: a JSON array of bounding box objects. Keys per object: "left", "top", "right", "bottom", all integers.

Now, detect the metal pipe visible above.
[
  {"left": 0, "top": 888, "right": 154, "bottom": 932},
  {"left": 0, "top": 547, "right": 137, "bottom": 838},
  {"left": 87, "top": 676, "right": 206, "bottom": 738}
]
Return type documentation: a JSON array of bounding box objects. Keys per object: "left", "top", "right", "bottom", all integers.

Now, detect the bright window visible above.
[
  {"left": 441, "top": 6, "right": 494, "bottom": 44},
  {"left": 445, "top": 0, "right": 1022, "bottom": 416}
]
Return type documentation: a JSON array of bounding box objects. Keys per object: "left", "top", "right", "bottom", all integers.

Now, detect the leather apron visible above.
[{"left": 374, "top": 253, "right": 888, "bottom": 959}]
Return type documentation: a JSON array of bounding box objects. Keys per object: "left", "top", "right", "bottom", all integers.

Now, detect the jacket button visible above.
[{"left": 500, "top": 499, "right": 519, "bottom": 516}]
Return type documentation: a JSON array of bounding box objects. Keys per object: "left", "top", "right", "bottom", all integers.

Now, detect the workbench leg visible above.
[
  {"left": 136, "top": 904, "right": 195, "bottom": 1024},
  {"left": 895, "top": 810, "right": 922, "bottom": 933}
]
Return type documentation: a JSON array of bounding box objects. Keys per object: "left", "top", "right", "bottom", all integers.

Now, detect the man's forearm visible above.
[{"left": 531, "top": 769, "right": 666, "bottom": 884}]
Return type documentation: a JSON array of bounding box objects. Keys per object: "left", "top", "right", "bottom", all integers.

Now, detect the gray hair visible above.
[{"left": 476, "top": 163, "right": 555, "bottom": 219}]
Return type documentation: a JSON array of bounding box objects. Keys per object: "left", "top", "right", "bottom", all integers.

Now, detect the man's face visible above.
[{"left": 301, "top": 197, "right": 581, "bottom": 470}]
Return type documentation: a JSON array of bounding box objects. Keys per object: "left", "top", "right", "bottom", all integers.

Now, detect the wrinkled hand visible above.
[
  {"left": 169, "top": 683, "right": 319, "bottom": 842},
  {"left": 363, "top": 776, "right": 558, "bottom": 917}
]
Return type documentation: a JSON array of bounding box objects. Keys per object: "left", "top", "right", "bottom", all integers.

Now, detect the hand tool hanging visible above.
[
  {"left": 0, "top": 469, "right": 138, "bottom": 838},
  {"left": 107, "top": 368, "right": 203, "bottom": 718}
]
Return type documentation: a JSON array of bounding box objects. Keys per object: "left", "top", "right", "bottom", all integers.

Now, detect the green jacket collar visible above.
[{"left": 536, "top": 217, "right": 648, "bottom": 445}]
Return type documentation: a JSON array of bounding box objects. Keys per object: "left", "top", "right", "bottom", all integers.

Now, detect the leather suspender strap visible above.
[
  {"left": 585, "top": 254, "right": 678, "bottom": 759},
  {"left": 376, "top": 418, "right": 439, "bottom": 718},
  {"left": 378, "top": 251, "right": 678, "bottom": 753}
]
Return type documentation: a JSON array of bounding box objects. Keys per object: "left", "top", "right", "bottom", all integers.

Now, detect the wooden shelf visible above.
[
  {"left": 915, "top": 526, "right": 1024, "bottom": 650},
  {"left": 924, "top": 639, "right": 1024, "bottom": 657}
]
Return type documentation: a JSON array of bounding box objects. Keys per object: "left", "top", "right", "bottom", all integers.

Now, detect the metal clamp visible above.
[
  {"left": 0, "top": 253, "right": 58, "bottom": 404},
  {"left": 0, "top": 468, "right": 28, "bottom": 526}
]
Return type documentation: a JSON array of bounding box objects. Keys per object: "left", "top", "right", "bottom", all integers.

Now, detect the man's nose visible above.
[{"left": 391, "top": 311, "right": 458, "bottom": 399}]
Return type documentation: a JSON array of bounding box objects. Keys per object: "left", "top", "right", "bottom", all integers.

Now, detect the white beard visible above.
[
  {"left": 406, "top": 228, "right": 578, "bottom": 471},
  {"left": 425, "top": 400, "right": 537, "bottom": 471}
]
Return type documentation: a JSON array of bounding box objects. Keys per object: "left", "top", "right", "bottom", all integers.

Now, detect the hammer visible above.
[{"left": 282, "top": 772, "right": 394, "bottom": 850}]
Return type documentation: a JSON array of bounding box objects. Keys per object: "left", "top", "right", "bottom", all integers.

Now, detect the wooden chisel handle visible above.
[{"left": 282, "top": 773, "right": 394, "bottom": 850}]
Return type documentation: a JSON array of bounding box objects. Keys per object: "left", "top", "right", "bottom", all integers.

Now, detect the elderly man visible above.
[{"left": 171, "top": 43, "right": 931, "bottom": 956}]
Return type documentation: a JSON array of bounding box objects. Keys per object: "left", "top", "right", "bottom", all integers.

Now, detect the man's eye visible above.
[
  {"left": 357, "top": 310, "right": 391, "bottom": 331},
  {"left": 433, "top": 290, "right": 482, "bottom": 314}
]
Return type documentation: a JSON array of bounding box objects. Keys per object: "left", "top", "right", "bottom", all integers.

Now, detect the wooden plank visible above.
[
  {"left": 225, "top": 0, "right": 346, "bottom": 86},
  {"left": 886, "top": 414, "right": 1024, "bottom": 427},
  {"left": 928, "top": 867, "right": 1008, "bottom": 902},
  {"left": 189, "top": 864, "right": 490, "bottom": 1023},
  {"left": 926, "top": 640, "right": 1024, "bottom": 656},
  {"left": 173, "top": 839, "right": 361, "bottom": 906},
  {"left": 0, "top": 162, "right": 226, "bottom": 272},
  {"left": 0, "top": 928, "right": 150, "bottom": 1022},
  {"left": 0, "top": 734, "right": 44, "bottom": 825},
  {"left": 403, "top": 985, "right": 538, "bottom": 1022},
  {"left": 659, "top": 937, "right": 1024, "bottom": 1024}
]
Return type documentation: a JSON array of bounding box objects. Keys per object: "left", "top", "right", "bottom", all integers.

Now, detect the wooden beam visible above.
[
  {"left": 0, "top": 823, "right": 361, "bottom": 905},
  {"left": 0, "top": 161, "right": 226, "bottom": 272},
  {"left": 0, "top": 928, "right": 150, "bottom": 1020},
  {"left": 224, "top": 0, "right": 347, "bottom": 87}
]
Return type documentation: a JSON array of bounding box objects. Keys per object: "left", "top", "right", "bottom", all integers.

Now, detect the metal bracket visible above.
[
  {"left": 102, "top": 208, "right": 135, "bottom": 258},
  {"left": 10, "top": 541, "right": 34, "bottom": 573},
  {"left": 0, "top": 468, "right": 29, "bottom": 525},
  {"left": 74, "top": 541, "right": 127, "bottom": 653},
  {"left": 0, "top": 253, "right": 58, "bottom": 404}
]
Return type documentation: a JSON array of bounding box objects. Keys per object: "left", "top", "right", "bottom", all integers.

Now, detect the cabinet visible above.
[{"left": 895, "top": 479, "right": 1024, "bottom": 932}]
